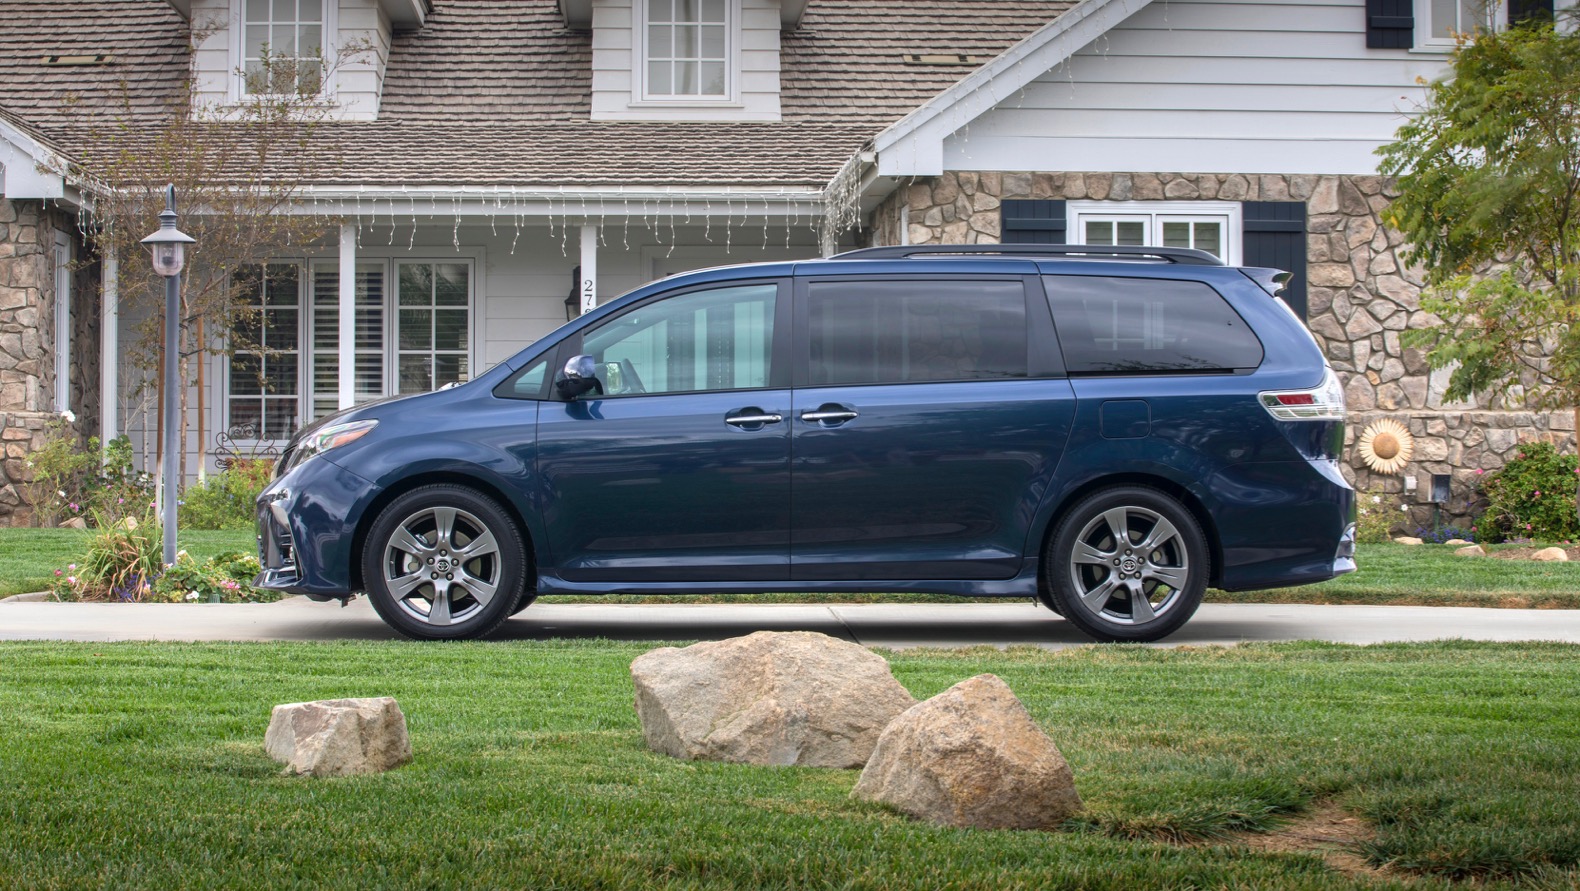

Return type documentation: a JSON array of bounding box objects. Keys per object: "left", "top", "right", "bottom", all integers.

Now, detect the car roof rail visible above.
[{"left": 827, "top": 244, "right": 1226, "bottom": 266}]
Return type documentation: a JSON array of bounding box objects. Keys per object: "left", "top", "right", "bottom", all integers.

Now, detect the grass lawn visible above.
[
  {"left": 0, "top": 640, "right": 1576, "bottom": 889},
  {"left": 6, "top": 530, "right": 1580, "bottom": 608}
]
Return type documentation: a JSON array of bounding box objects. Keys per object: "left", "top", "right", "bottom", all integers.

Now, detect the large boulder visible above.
[
  {"left": 631, "top": 631, "right": 916, "bottom": 768},
  {"left": 1532, "top": 547, "right": 1570, "bottom": 562},
  {"left": 264, "top": 697, "right": 412, "bottom": 777},
  {"left": 852, "top": 674, "right": 1081, "bottom": 830}
]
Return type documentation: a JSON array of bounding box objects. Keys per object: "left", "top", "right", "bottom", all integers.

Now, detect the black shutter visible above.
[
  {"left": 1001, "top": 200, "right": 1066, "bottom": 244},
  {"left": 1366, "top": 0, "right": 1414, "bottom": 48},
  {"left": 1509, "top": 0, "right": 1554, "bottom": 24},
  {"left": 1242, "top": 201, "right": 1309, "bottom": 321}
]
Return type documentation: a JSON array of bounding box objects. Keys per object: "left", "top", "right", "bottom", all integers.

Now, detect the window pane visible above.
[
  {"left": 264, "top": 398, "right": 298, "bottom": 440},
  {"left": 675, "top": 61, "right": 698, "bottom": 94},
  {"left": 231, "top": 355, "right": 262, "bottom": 395},
  {"left": 435, "top": 264, "right": 468, "bottom": 306},
  {"left": 246, "top": 0, "right": 270, "bottom": 22},
  {"left": 399, "top": 310, "right": 432, "bottom": 350},
  {"left": 246, "top": 25, "right": 268, "bottom": 57},
  {"left": 1194, "top": 222, "right": 1222, "bottom": 257},
  {"left": 648, "top": 61, "right": 671, "bottom": 95},
  {"left": 1045, "top": 276, "right": 1264, "bottom": 374},
  {"left": 300, "top": 0, "right": 322, "bottom": 20},
  {"left": 676, "top": 24, "right": 699, "bottom": 56},
  {"left": 299, "top": 25, "right": 322, "bottom": 56},
  {"left": 808, "top": 280, "right": 1027, "bottom": 386},
  {"left": 648, "top": 24, "right": 671, "bottom": 58},
  {"left": 435, "top": 355, "right": 468, "bottom": 388},
  {"left": 264, "top": 308, "right": 298, "bottom": 349},
  {"left": 701, "top": 25, "right": 725, "bottom": 58},
  {"left": 1116, "top": 221, "right": 1146, "bottom": 245},
  {"left": 700, "top": 62, "right": 725, "bottom": 95},
  {"left": 399, "top": 264, "right": 432, "bottom": 305},
  {"left": 272, "top": 24, "right": 296, "bottom": 56},
  {"left": 1432, "top": 0, "right": 1459, "bottom": 36},
  {"left": 273, "top": 0, "right": 294, "bottom": 19},
  {"left": 677, "top": 0, "right": 701, "bottom": 21},
  {"left": 649, "top": 0, "right": 669, "bottom": 22},
  {"left": 1085, "top": 221, "right": 1114, "bottom": 245},
  {"left": 399, "top": 356, "right": 432, "bottom": 394},
  {"left": 434, "top": 310, "right": 468, "bottom": 351},
  {"left": 355, "top": 356, "right": 383, "bottom": 399},
  {"left": 1162, "top": 221, "right": 1191, "bottom": 249},
  {"left": 701, "top": 0, "right": 725, "bottom": 22},
  {"left": 583, "top": 283, "right": 777, "bottom": 396}
]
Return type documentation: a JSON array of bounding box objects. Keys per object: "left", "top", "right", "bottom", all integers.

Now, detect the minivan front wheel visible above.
[
  {"left": 1045, "top": 486, "right": 1208, "bottom": 643},
  {"left": 362, "top": 485, "right": 528, "bottom": 640}
]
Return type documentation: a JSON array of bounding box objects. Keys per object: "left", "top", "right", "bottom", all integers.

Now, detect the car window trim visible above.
[{"left": 549, "top": 277, "right": 791, "bottom": 402}]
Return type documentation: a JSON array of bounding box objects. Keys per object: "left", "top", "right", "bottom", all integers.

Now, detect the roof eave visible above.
[
  {"left": 560, "top": 0, "right": 805, "bottom": 29},
  {"left": 0, "top": 115, "right": 70, "bottom": 200}
]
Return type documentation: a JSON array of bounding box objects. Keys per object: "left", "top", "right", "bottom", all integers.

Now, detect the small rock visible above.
[
  {"left": 1455, "top": 545, "right": 1487, "bottom": 558},
  {"left": 852, "top": 674, "right": 1081, "bottom": 831},
  {"left": 58, "top": 517, "right": 86, "bottom": 529},
  {"left": 631, "top": 631, "right": 916, "bottom": 768},
  {"left": 1532, "top": 547, "right": 1569, "bottom": 562},
  {"left": 1393, "top": 536, "right": 1423, "bottom": 545},
  {"left": 265, "top": 697, "right": 412, "bottom": 777},
  {"left": 1442, "top": 538, "right": 1469, "bottom": 546}
]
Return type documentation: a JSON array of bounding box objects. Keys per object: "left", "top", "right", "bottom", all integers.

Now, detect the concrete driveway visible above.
[{"left": 2, "top": 596, "right": 1578, "bottom": 648}]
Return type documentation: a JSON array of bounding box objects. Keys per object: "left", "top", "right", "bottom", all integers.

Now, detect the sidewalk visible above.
[{"left": 3, "top": 596, "right": 1578, "bottom": 648}]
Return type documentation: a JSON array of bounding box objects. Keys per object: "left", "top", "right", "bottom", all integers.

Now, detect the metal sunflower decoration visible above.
[{"left": 1357, "top": 418, "right": 1414, "bottom": 474}]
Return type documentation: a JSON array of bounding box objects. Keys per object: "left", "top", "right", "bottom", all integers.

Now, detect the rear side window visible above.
[
  {"left": 807, "top": 280, "right": 1028, "bottom": 386},
  {"left": 1044, "top": 275, "right": 1263, "bottom": 375}
]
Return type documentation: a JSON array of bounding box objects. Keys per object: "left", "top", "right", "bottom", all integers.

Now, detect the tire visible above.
[
  {"left": 510, "top": 590, "right": 539, "bottom": 617},
  {"left": 1043, "top": 486, "right": 1208, "bottom": 643},
  {"left": 362, "top": 484, "right": 528, "bottom": 641}
]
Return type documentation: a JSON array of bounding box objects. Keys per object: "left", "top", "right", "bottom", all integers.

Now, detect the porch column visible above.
[
  {"left": 338, "top": 223, "right": 356, "bottom": 409},
  {"left": 579, "top": 225, "right": 597, "bottom": 315},
  {"left": 100, "top": 246, "right": 118, "bottom": 443}
]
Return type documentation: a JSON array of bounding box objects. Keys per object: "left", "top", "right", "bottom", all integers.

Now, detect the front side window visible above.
[
  {"left": 1420, "top": 0, "right": 1501, "bottom": 44},
  {"left": 242, "top": 0, "right": 326, "bottom": 95},
  {"left": 1046, "top": 276, "right": 1263, "bottom": 375},
  {"left": 644, "top": 0, "right": 730, "bottom": 98},
  {"left": 806, "top": 280, "right": 1028, "bottom": 386},
  {"left": 582, "top": 282, "right": 777, "bottom": 396},
  {"left": 229, "top": 263, "right": 303, "bottom": 440}
]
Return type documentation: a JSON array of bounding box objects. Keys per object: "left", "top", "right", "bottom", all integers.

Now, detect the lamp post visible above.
[{"left": 141, "top": 185, "right": 196, "bottom": 567}]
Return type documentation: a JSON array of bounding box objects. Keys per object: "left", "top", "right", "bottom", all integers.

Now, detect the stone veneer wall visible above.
[
  {"left": 0, "top": 198, "right": 72, "bottom": 525},
  {"left": 870, "top": 171, "right": 1576, "bottom": 530}
]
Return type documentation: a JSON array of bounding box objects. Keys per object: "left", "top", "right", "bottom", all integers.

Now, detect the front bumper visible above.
[{"left": 253, "top": 455, "right": 381, "bottom": 600}]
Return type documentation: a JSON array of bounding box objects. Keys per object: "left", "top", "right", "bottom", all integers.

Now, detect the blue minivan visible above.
[{"left": 257, "top": 244, "right": 1355, "bottom": 642}]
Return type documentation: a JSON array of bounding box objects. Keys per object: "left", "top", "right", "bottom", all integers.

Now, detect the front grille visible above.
[{"left": 257, "top": 506, "right": 297, "bottom": 572}]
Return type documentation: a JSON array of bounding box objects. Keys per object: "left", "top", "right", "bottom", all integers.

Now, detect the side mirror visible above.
[{"left": 555, "top": 354, "right": 604, "bottom": 400}]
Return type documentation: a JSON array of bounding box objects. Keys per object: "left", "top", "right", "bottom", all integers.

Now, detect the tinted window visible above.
[
  {"left": 807, "top": 280, "right": 1027, "bottom": 386},
  {"left": 1045, "top": 276, "right": 1263, "bottom": 374},
  {"left": 582, "top": 282, "right": 777, "bottom": 395}
]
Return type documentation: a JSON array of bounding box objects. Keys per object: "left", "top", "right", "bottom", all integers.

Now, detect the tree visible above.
[
  {"left": 68, "top": 40, "right": 363, "bottom": 482},
  {"left": 1377, "top": 15, "right": 1580, "bottom": 514}
]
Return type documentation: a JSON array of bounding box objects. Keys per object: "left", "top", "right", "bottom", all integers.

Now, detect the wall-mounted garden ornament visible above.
[{"left": 1358, "top": 418, "right": 1414, "bottom": 474}]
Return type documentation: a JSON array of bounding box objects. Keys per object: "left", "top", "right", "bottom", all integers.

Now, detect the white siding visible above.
[
  {"left": 590, "top": 0, "right": 783, "bottom": 122},
  {"left": 188, "top": 0, "right": 391, "bottom": 121},
  {"left": 941, "top": 0, "right": 1451, "bottom": 175}
]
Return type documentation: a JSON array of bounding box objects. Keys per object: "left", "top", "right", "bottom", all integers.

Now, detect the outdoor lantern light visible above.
[{"left": 140, "top": 184, "right": 196, "bottom": 568}]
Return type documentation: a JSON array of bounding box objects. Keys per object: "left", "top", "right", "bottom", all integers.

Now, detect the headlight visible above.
[{"left": 289, "top": 419, "right": 378, "bottom": 470}]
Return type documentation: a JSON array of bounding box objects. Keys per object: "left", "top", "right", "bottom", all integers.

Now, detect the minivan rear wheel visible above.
[
  {"left": 362, "top": 484, "right": 528, "bottom": 641},
  {"left": 1044, "top": 486, "right": 1208, "bottom": 643}
]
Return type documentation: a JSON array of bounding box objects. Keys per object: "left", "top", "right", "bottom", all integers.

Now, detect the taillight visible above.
[{"left": 1260, "top": 369, "right": 1345, "bottom": 420}]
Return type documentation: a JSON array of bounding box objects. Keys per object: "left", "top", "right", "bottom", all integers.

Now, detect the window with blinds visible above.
[{"left": 309, "top": 261, "right": 387, "bottom": 420}]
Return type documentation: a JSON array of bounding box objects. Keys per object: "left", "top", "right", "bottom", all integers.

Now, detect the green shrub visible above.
[
  {"left": 1355, "top": 488, "right": 1407, "bottom": 543},
  {"left": 179, "top": 459, "right": 274, "bottom": 530},
  {"left": 23, "top": 418, "right": 153, "bottom": 527},
  {"left": 1478, "top": 441, "right": 1580, "bottom": 542},
  {"left": 49, "top": 514, "right": 274, "bottom": 603}
]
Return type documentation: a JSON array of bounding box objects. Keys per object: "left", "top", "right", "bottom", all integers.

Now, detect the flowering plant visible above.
[{"left": 1478, "top": 441, "right": 1580, "bottom": 543}]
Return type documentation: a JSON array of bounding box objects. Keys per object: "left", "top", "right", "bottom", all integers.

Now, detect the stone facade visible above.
[
  {"left": 870, "top": 171, "right": 1576, "bottom": 529},
  {"left": 0, "top": 198, "right": 83, "bottom": 525}
]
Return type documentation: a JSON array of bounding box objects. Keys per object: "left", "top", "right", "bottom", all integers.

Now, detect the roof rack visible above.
[{"left": 828, "top": 244, "right": 1226, "bottom": 266}]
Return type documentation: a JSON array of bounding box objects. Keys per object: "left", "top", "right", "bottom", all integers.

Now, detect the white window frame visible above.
[
  {"left": 1068, "top": 201, "right": 1243, "bottom": 266},
  {"left": 634, "top": 0, "right": 742, "bottom": 105},
  {"left": 1414, "top": 0, "right": 1506, "bottom": 50},
  {"left": 392, "top": 258, "right": 477, "bottom": 397},
  {"left": 229, "top": 0, "right": 338, "bottom": 103}
]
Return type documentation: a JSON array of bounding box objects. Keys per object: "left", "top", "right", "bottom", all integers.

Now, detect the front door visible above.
[
  {"left": 790, "top": 277, "right": 1076, "bottom": 581},
  {"left": 537, "top": 280, "right": 791, "bottom": 582}
]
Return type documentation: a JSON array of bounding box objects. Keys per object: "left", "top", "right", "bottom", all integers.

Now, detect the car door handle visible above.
[
  {"left": 801, "top": 408, "right": 859, "bottom": 424},
  {"left": 725, "top": 411, "right": 784, "bottom": 428}
]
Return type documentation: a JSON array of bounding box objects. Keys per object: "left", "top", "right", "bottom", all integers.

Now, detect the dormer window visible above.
[
  {"left": 242, "top": 0, "right": 329, "bottom": 96},
  {"left": 641, "top": 0, "right": 734, "bottom": 100}
]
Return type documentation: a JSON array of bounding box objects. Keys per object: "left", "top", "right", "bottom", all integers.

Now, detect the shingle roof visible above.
[{"left": 5, "top": 0, "right": 1073, "bottom": 190}]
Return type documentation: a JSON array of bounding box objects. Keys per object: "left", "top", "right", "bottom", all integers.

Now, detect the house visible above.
[{"left": 0, "top": 0, "right": 1571, "bottom": 528}]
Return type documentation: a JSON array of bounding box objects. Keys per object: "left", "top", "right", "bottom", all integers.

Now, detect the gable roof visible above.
[{"left": 4, "top": 0, "right": 1074, "bottom": 192}]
